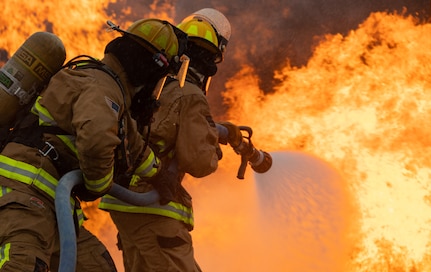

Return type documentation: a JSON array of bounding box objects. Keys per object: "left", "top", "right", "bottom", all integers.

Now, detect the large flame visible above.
[
  {"left": 222, "top": 11, "right": 431, "bottom": 271},
  {"left": 2, "top": 1, "right": 431, "bottom": 271}
]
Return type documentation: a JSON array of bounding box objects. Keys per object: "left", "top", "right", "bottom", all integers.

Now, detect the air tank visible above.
[{"left": 0, "top": 31, "right": 66, "bottom": 126}]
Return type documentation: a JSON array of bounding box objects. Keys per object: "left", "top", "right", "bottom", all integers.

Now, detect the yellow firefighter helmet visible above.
[
  {"left": 107, "top": 18, "right": 187, "bottom": 64},
  {"left": 177, "top": 18, "right": 221, "bottom": 62},
  {"left": 178, "top": 8, "right": 231, "bottom": 63}
]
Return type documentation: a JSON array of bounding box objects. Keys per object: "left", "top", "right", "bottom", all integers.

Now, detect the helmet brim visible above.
[{"left": 188, "top": 37, "right": 223, "bottom": 63}]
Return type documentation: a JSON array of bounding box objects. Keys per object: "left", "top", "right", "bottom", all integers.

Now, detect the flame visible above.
[
  {"left": 223, "top": 11, "right": 431, "bottom": 271},
  {"left": 0, "top": 0, "right": 175, "bottom": 62},
  {"left": 2, "top": 1, "right": 431, "bottom": 271}
]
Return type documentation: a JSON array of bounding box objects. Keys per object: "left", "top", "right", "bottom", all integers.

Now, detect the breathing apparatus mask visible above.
[
  {"left": 177, "top": 8, "right": 231, "bottom": 94},
  {"left": 184, "top": 44, "right": 218, "bottom": 95}
]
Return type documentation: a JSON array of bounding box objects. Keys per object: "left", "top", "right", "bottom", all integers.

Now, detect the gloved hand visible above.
[
  {"left": 73, "top": 183, "right": 106, "bottom": 202},
  {"left": 145, "top": 168, "right": 179, "bottom": 205},
  {"left": 218, "top": 121, "right": 243, "bottom": 148}
]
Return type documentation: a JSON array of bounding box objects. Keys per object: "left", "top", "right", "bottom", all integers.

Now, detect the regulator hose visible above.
[{"left": 55, "top": 170, "right": 160, "bottom": 272}]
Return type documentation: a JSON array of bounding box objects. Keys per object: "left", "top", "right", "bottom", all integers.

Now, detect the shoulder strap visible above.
[{"left": 63, "top": 55, "right": 125, "bottom": 97}]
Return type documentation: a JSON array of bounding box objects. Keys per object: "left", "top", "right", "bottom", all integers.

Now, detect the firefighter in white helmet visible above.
[
  {"left": 0, "top": 18, "right": 187, "bottom": 271},
  {"left": 99, "top": 8, "right": 243, "bottom": 271}
]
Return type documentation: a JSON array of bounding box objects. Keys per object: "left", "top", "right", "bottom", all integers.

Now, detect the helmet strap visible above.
[
  {"left": 203, "top": 76, "right": 212, "bottom": 95},
  {"left": 153, "top": 76, "right": 168, "bottom": 100},
  {"left": 175, "top": 55, "right": 190, "bottom": 88}
]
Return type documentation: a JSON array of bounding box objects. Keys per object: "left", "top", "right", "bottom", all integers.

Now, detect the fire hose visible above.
[
  {"left": 55, "top": 171, "right": 160, "bottom": 272},
  {"left": 56, "top": 124, "right": 271, "bottom": 271}
]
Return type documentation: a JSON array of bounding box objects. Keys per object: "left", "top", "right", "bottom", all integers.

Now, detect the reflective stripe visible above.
[
  {"left": 76, "top": 208, "right": 84, "bottom": 225},
  {"left": 99, "top": 195, "right": 194, "bottom": 227},
  {"left": 135, "top": 150, "right": 159, "bottom": 178},
  {"left": 83, "top": 168, "right": 113, "bottom": 193},
  {"left": 0, "top": 155, "right": 58, "bottom": 199},
  {"left": 33, "top": 96, "right": 111, "bottom": 194},
  {"left": 129, "top": 175, "right": 140, "bottom": 186},
  {"left": 33, "top": 97, "right": 78, "bottom": 155},
  {"left": 0, "top": 156, "right": 85, "bottom": 226},
  {"left": 0, "top": 185, "right": 12, "bottom": 197},
  {"left": 57, "top": 135, "right": 77, "bottom": 155},
  {"left": 0, "top": 243, "right": 11, "bottom": 269},
  {"left": 32, "top": 96, "right": 57, "bottom": 126}
]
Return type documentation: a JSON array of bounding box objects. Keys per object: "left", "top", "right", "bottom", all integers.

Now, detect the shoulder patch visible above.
[{"left": 105, "top": 96, "right": 120, "bottom": 118}]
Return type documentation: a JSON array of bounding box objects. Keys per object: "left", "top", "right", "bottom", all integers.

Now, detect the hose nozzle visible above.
[
  {"left": 216, "top": 124, "right": 272, "bottom": 179},
  {"left": 248, "top": 149, "right": 273, "bottom": 174}
]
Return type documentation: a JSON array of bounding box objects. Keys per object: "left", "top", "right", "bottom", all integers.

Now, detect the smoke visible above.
[
  {"left": 175, "top": 0, "right": 430, "bottom": 117},
  {"left": 65, "top": 0, "right": 431, "bottom": 117},
  {"left": 1, "top": 1, "right": 429, "bottom": 116}
]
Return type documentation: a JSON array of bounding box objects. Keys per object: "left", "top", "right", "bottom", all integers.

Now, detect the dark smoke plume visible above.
[{"left": 107, "top": 0, "right": 431, "bottom": 117}]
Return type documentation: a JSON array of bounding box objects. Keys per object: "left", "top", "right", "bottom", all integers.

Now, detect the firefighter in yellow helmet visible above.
[
  {"left": 99, "top": 8, "right": 243, "bottom": 272},
  {"left": 0, "top": 18, "right": 186, "bottom": 271}
]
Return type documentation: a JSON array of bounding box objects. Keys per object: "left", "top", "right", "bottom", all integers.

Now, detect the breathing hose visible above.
[{"left": 55, "top": 170, "right": 160, "bottom": 272}]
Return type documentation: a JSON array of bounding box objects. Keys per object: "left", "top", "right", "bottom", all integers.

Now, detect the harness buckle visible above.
[{"left": 39, "top": 141, "right": 59, "bottom": 161}]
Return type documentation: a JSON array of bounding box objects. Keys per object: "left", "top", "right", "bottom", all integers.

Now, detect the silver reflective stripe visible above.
[
  {"left": 0, "top": 156, "right": 85, "bottom": 226},
  {"left": 0, "top": 155, "right": 58, "bottom": 198},
  {"left": 0, "top": 160, "right": 36, "bottom": 185}
]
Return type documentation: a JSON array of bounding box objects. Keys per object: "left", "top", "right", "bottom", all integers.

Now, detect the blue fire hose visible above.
[
  {"left": 55, "top": 170, "right": 81, "bottom": 272},
  {"left": 55, "top": 170, "right": 160, "bottom": 272}
]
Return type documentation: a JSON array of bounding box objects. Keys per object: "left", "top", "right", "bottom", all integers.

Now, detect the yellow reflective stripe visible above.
[
  {"left": 32, "top": 96, "right": 57, "bottom": 126},
  {"left": 83, "top": 167, "right": 113, "bottom": 193},
  {"left": 57, "top": 135, "right": 78, "bottom": 155},
  {"left": 33, "top": 96, "right": 78, "bottom": 156},
  {"left": 135, "top": 151, "right": 158, "bottom": 178},
  {"left": 187, "top": 25, "right": 198, "bottom": 36},
  {"left": 205, "top": 30, "right": 215, "bottom": 43},
  {"left": 76, "top": 208, "right": 85, "bottom": 226},
  {"left": 129, "top": 174, "right": 140, "bottom": 186},
  {"left": 99, "top": 195, "right": 194, "bottom": 226},
  {"left": 0, "top": 155, "right": 58, "bottom": 199},
  {"left": 0, "top": 185, "right": 12, "bottom": 197},
  {"left": 0, "top": 242, "right": 11, "bottom": 268},
  {"left": 0, "top": 157, "right": 83, "bottom": 226},
  {"left": 0, "top": 156, "right": 36, "bottom": 185}
]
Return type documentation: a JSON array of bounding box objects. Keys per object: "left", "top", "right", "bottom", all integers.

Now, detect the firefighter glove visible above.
[
  {"left": 219, "top": 121, "right": 242, "bottom": 148},
  {"left": 146, "top": 168, "right": 179, "bottom": 205},
  {"left": 73, "top": 183, "right": 106, "bottom": 201}
]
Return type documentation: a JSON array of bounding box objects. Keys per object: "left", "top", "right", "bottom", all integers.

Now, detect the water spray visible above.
[{"left": 216, "top": 124, "right": 272, "bottom": 179}]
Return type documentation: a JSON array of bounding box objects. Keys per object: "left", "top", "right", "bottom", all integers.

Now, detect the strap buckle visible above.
[{"left": 39, "top": 141, "right": 59, "bottom": 161}]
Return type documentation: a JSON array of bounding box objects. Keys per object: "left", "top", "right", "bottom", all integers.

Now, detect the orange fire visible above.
[
  {"left": 222, "top": 11, "right": 431, "bottom": 271},
  {"left": 2, "top": 1, "right": 431, "bottom": 271}
]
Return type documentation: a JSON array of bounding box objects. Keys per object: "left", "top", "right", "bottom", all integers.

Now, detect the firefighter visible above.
[
  {"left": 0, "top": 18, "right": 187, "bottom": 271},
  {"left": 49, "top": 226, "right": 117, "bottom": 272},
  {"left": 99, "top": 8, "right": 242, "bottom": 272}
]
